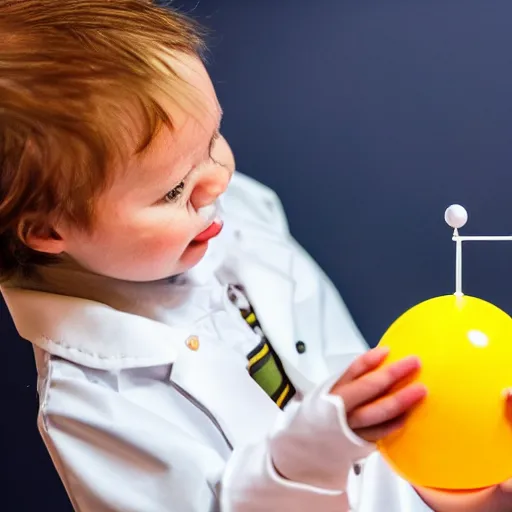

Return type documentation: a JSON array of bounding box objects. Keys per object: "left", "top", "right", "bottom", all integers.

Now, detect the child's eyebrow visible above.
[
  {"left": 207, "top": 109, "right": 223, "bottom": 152},
  {"left": 208, "top": 130, "right": 219, "bottom": 155}
]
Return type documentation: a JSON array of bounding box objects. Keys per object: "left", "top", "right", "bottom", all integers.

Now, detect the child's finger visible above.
[
  {"left": 352, "top": 415, "right": 407, "bottom": 443},
  {"left": 347, "top": 382, "right": 427, "bottom": 429},
  {"left": 333, "top": 347, "right": 390, "bottom": 388},
  {"left": 340, "top": 355, "right": 422, "bottom": 412},
  {"left": 499, "top": 477, "right": 512, "bottom": 494},
  {"left": 503, "top": 388, "right": 512, "bottom": 424}
]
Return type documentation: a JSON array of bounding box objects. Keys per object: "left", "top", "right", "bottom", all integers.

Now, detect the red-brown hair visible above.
[{"left": 0, "top": 0, "right": 205, "bottom": 281}]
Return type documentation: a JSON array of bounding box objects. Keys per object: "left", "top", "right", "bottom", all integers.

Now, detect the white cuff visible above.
[
  {"left": 222, "top": 439, "right": 350, "bottom": 512},
  {"left": 269, "top": 374, "right": 375, "bottom": 491}
]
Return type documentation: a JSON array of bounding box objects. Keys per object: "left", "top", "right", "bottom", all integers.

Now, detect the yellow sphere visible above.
[{"left": 377, "top": 294, "right": 512, "bottom": 490}]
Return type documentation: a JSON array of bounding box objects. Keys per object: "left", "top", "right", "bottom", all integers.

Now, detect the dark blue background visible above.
[{"left": 4, "top": 1, "right": 512, "bottom": 508}]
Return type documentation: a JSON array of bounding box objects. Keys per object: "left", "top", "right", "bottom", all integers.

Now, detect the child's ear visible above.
[{"left": 20, "top": 217, "right": 66, "bottom": 255}]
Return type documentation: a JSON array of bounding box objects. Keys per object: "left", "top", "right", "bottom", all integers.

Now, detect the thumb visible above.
[
  {"left": 503, "top": 388, "right": 512, "bottom": 423},
  {"left": 497, "top": 390, "right": 512, "bottom": 493},
  {"left": 499, "top": 478, "right": 512, "bottom": 493}
]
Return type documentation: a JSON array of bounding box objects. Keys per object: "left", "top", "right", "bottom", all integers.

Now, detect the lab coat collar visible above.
[{"left": 2, "top": 285, "right": 187, "bottom": 370}]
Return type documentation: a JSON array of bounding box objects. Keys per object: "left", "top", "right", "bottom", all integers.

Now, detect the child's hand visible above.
[
  {"left": 330, "top": 347, "right": 427, "bottom": 442},
  {"left": 495, "top": 391, "right": 512, "bottom": 503}
]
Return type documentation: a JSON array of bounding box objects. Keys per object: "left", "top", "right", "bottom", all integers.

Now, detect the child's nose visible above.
[{"left": 190, "top": 165, "right": 232, "bottom": 210}]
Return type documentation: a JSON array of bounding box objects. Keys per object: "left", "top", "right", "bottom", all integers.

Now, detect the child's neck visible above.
[{"left": 13, "top": 260, "right": 192, "bottom": 322}]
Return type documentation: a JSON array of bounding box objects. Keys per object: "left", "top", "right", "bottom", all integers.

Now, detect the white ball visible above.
[{"left": 444, "top": 204, "right": 468, "bottom": 229}]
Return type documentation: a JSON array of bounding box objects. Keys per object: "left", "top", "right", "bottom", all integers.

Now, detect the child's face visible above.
[{"left": 56, "top": 56, "right": 235, "bottom": 281}]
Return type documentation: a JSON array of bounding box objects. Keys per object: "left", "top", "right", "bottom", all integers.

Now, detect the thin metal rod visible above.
[
  {"left": 455, "top": 237, "right": 462, "bottom": 296},
  {"left": 453, "top": 235, "right": 512, "bottom": 242}
]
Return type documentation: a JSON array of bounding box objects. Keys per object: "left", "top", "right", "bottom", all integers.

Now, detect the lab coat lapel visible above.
[
  {"left": 238, "top": 256, "right": 297, "bottom": 367},
  {"left": 234, "top": 236, "right": 320, "bottom": 394}
]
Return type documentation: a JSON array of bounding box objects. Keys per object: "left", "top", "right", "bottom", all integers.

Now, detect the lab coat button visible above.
[
  {"left": 353, "top": 463, "right": 362, "bottom": 475},
  {"left": 296, "top": 341, "right": 306, "bottom": 354},
  {"left": 186, "top": 336, "right": 200, "bottom": 351}
]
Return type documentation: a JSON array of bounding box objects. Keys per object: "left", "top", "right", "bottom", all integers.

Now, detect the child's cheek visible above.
[{"left": 134, "top": 224, "right": 193, "bottom": 262}]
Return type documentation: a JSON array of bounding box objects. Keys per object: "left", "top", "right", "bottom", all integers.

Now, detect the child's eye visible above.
[
  {"left": 164, "top": 181, "right": 185, "bottom": 203},
  {"left": 208, "top": 131, "right": 220, "bottom": 160}
]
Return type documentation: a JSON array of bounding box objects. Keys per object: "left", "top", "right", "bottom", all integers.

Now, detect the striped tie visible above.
[{"left": 228, "top": 284, "right": 296, "bottom": 409}]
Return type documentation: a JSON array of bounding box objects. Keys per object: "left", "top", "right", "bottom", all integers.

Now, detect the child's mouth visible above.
[
  {"left": 191, "top": 201, "right": 223, "bottom": 245},
  {"left": 192, "top": 218, "right": 223, "bottom": 244}
]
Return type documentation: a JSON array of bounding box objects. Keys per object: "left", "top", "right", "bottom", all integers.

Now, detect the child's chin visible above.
[{"left": 180, "top": 239, "right": 210, "bottom": 265}]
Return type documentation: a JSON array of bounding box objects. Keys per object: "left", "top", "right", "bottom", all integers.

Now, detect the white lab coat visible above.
[{"left": 2, "top": 173, "right": 433, "bottom": 512}]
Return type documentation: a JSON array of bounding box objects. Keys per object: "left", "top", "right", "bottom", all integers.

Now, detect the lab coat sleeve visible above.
[
  {"left": 39, "top": 356, "right": 373, "bottom": 512},
  {"left": 224, "top": 375, "right": 375, "bottom": 512}
]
